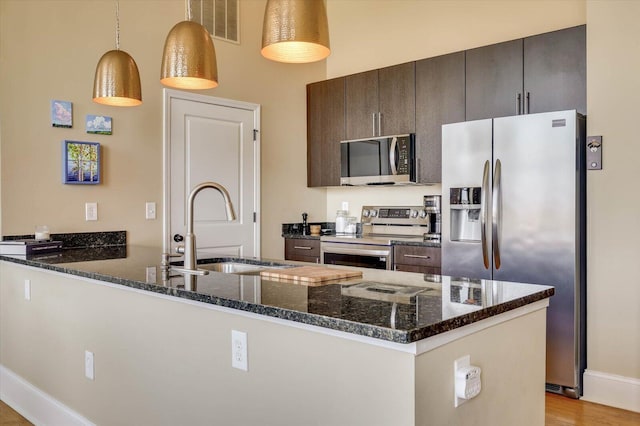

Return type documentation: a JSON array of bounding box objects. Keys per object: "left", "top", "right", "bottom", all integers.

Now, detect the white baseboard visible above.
[
  {"left": 582, "top": 369, "right": 640, "bottom": 413},
  {"left": 0, "top": 365, "right": 95, "bottom": 426}
]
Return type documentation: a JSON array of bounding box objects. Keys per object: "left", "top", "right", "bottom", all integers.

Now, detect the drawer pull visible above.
[
  {"left": 294, "top": 246, "right": 313, "bottom": 250},
  {"left": 403, "top": 254, "right": 430, "bottom": 259}
]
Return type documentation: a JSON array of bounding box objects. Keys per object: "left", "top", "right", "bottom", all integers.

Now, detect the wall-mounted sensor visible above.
[
  {"left": 454, "top": 355, "right": 482, "bottom": 407},
  {"left": 587, "top": 136, "right": 603, "bottom": 170}
]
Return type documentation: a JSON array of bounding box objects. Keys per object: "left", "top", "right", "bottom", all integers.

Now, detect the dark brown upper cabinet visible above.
[
  {"left": 415, "top": 52, "right": 465, "bottom": 183},
  {"left": 524, "top": 25, "right": 586, "bottom": 115},
  {"left": 465, "top": 38, "right": 524, "bottom": 121},
  {"left": 307, "top": 77, "right": 345, "bottom": 187},
  {"left": 345, "top": 62, "right": 415, "bottom": 140},
  {"left": 466, "top": 25, "right": 586, "bottom": 121},
  {"left": 306, "top": 25, "right": 585, "bottom": 187}
]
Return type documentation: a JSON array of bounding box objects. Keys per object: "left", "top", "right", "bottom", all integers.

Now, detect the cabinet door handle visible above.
[
  {"left": 377, "top": 112, "right": 382, "bottom": 136},
  {"left": 515, "top": 93, "right": 522, "bottom": 115},
  {"left": 372, "top": 113, "right": 377, "bottom": 136},
  {"left": 294, "top": 246, "right": 313, "bottom": 250},
  {"left": 403, "top": 254, "right": 431, "bottom": 259},
  {"left": 525, "top": 92, "right": 530, "bottom": 114}
]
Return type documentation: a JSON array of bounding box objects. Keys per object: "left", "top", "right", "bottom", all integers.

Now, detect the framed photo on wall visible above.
[
  {"left": 62, "top": 140, "right": 101, "bottom": 184},
  {"left": 86, "top": 114, "right": 112, "bottom": 135},
  {"left": 51, "top": 100, "right": 73, "bottom": 128}
]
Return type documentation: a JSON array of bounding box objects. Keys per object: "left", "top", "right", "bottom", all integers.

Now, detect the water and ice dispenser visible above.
[{"left": 449, "top": 187, "right": 482, "bottom": 242}]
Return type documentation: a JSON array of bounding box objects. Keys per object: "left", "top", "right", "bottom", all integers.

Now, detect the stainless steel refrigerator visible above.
[{"left": 441, "top": 110, "right": 586, "bottom": 398}]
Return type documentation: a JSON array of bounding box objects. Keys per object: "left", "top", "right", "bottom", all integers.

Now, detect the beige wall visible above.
[
  {"left": 585, "top": 0, "right": 640, "bottom": 381},
  {"left": 0, "top": 0, "right": 326, "bottom": 255}
]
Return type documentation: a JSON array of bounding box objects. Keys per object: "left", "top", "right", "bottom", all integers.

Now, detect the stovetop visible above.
[{"left": 320, "top": 205, "right": 441, "bottom": 246}]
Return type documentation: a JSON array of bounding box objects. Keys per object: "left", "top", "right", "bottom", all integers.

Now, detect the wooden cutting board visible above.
[{"left": 260, "top": 266, "right": 362, "bottom": 286}]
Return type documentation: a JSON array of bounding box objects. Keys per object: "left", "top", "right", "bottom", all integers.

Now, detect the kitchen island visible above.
[{"left": 1, "top": 246, "right": 553, "bottom": 425}]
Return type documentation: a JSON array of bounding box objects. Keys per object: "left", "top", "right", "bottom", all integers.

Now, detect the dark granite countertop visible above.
[
  {"left": 0, "top": 246, "right": 553, "bottom": 344},
  {"left": 282, "top": 233, "right": 322, "bottom": 240}
]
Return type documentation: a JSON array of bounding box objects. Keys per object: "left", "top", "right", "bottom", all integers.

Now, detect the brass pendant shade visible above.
[
  {"left": 93, "top": 49, "right": 142, "bottom": 107},
  {"left": 160, "top": 21, "right": 218, "bottom": 90},
  {"left": 92, "top": 2, "right": 142, "bottom": 107},
  {"left": 261, "top": 0, "right": 330, "bottom": 63}
]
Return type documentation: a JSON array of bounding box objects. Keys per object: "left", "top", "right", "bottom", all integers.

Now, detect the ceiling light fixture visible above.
[
  {"left": 261, "top": 0, "right": 330, "bottom": 64},
  {"left": 93, "top": 1, "right": 142, "bottom": 107},
  {"left": 160, "top": 0, "right": 218, "bottom": 90}
]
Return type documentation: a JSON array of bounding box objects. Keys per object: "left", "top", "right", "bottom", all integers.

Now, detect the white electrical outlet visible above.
[
  {"left": 231, "top": 330, "right": 248, "bottom": 371},
  {"left": 85, "top": 202, "right": 98, "bottom": 221},
  {"left": 145, "top": 202, "right": 156, "bottom": 220},
  {"left": 145, "top": 266, "right": 157, "bottom": 283},
  {"left": 24, "top": 279, "right": 31, "bottom": 301},
  {"left": 85, "top": 350, "right": 95, "bottom": 380}
]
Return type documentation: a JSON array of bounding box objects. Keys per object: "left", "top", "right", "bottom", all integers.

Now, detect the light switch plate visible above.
[
  {"left": 145, "top": 202, "right": 156, "bottom": 220},
  {"left": 85, "top": 202, "right": 98, "bottom": 221},
  {"left": 85, "top": 350, "right": 95, "bottom": 380}
]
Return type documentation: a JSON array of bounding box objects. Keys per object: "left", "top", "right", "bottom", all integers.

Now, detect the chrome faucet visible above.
[
  {"left": 182, "top": 181, "right": 236, "bottom": 272},
  {"left": 168, "top": 182, "right": 236, "bottom": 289}
]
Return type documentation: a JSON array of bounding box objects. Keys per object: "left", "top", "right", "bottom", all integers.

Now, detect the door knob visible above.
[{"left": 173, "top": 234, "right": 184, "bottom": 242}]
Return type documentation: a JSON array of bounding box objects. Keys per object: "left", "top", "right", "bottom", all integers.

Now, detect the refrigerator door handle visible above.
[
  {"left": 492, "top": 159, "right": 502, "bottom": 269},
  {"left": 480, "top": 160, "right": 491, "bottom": 269}
]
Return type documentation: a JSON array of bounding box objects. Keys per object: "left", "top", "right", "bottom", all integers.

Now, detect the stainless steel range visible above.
[{"left": 321, "top": 202, "right": 440, "bottom": 270}]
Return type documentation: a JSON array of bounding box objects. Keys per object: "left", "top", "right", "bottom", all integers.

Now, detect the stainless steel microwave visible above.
[{"left": 340, "top": 134, "right": 416, "bottom": 185}]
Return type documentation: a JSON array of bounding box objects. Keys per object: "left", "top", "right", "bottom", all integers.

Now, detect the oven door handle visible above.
[{"left": 322, "top": 246, "right": 391, "bottom": 257}]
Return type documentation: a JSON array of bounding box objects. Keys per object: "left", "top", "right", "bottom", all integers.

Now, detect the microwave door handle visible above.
[
  {"left": 480, "top": 160, "right": 490, "bottom": 269},
  {"left": 389, "top": 137, "right": 398, "bottom": 175}
]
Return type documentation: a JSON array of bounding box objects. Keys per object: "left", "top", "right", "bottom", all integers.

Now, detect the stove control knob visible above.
[
  {"left": 370, "top": 209, "right": 378, "bottom": 217},
  {"left": 419, "top": 209, "right": 428, "bottom": 219},
  {"left": 410, "top": 209, "right": 419, "bottom": 218},
  {"left": 362, "top": 209, "right": 370, "bottom": 218}
]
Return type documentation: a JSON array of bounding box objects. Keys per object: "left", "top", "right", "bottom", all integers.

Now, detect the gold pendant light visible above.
[
  {"left": 261, "top": 0, "right": 330, "bottom": 63},
  {"left": 160, "top": 1, "right": 218, "bottom": 90},
  {"left": 93, "top": 1, "right": 142, "bottom": 107}
]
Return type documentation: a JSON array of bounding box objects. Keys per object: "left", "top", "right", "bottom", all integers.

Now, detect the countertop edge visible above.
[{"left": 0, "top": 254, "right": 554, "bottom": 345}]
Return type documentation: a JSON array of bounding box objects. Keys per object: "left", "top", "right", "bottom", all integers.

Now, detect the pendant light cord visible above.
[
  {"left": 115, "top": 1, "right": 120, "bottom": 50},
  {"left": 186, "top": 0, "right": 192, "bottom": 21}
]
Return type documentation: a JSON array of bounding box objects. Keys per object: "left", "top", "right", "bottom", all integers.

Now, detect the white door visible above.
[{"left": 163, "top": 90, "right": 260, "bottom": 257}]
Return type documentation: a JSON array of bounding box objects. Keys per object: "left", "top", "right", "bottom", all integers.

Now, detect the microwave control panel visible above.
[{"left": 396, "top": 136, "right": 410, "bottom": 174}]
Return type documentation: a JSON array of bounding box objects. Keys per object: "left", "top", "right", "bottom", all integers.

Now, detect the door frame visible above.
[{"left": 162, "top": 89, "right": 261, "bottom": 254}]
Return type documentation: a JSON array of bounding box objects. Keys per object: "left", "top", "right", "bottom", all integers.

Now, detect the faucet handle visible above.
[{"left": 161, "top": 252, "right": 183, "bottom": 267}]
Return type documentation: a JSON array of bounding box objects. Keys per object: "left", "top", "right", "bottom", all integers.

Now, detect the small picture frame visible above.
[
  {"left": 51, "top": 100, "right": 73, "bottom": 128},
  {"left": 62, "top": 141, "right": 101, "bottom": 184},
  {"left": 86, "top": 114, "right": 112, "bottom": 135}
]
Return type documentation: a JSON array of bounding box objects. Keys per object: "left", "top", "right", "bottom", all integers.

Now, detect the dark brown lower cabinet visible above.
[
  {"left": 393, "top": 245, "right": 441, "bottom": 275},
  {"left": 284, "top": 238, "right": 320, "bottom": 263}
]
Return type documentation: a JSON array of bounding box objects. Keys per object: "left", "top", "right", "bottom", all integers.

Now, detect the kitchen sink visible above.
[
  {"left": 200, "top": 262, "right": 268, "bottom": 274},
  {"left": 196, "top": 260, "right": 290, "bottom": 275}
]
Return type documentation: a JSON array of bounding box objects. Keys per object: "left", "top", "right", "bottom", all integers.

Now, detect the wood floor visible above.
[
  {"left": 545, "top": 393, "right": 640, "bottom": 425},
  {"left": 0, "top": 401, "right": 31, "bottom": 426},
  {"left": 2, "top": 394, "right": 640, "bottom": 425}
]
